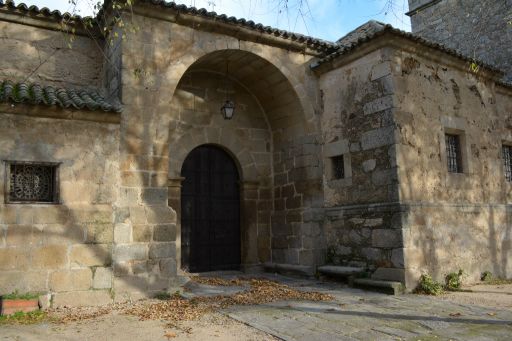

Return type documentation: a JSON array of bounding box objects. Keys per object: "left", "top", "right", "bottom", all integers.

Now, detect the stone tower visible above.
[{"left": 407, "top": 0, "right": 512, "bottom": 81}]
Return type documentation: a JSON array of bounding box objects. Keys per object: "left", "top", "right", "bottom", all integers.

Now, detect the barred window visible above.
[
  {"left": 6, "top": 162, "right": 59, "bottom": 203},
  {"left": 503, "top": 145, "right": 512, "bottom": 182},
  {"left": 445, "top": 134, "right": 463, "bottom": 173},
  {"left": 331, "top": 155, "right": 345, "bottom": 180}
]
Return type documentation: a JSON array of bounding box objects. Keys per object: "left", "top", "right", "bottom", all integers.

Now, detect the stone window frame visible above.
[
  {"left": 440, "top": 116, "right": 472, "bottom": 179},
  {"left": 324, "top": 139, "right": 352, "bottom": 187},
  {"left": 4, "top": 160, "right": 61, "bottom": 204}
]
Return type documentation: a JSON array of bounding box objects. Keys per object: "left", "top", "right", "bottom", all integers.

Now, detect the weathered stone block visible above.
[
  {"left": 364, "top": 218, "right": 383, "bottom": 227},
  {"left": 0, "top": 248, "right": 30, "bottom": 270},
  {"left": 129, "top": 206, "right": 147, "bottom": 224},
  {"left": 113, "top": 275, "right": 148, "bottom": 293},
  {"left": 145, "top": 206, "right": 176, "bottom": 224},
  {"left": 52, "top": 290, "right": 112, "bottom": 307},
  {"left": 16, "top": 207, "right": 33, "bottom": 224},
  {"left": 70, "top": 244, "right": 111, "bottom": 267},
  {"left": 86, "top": 223, "right": 113, "bottom": 244},
  {"left": 74, "top": 207, "right": 112, "bottom": 224},
  {"left": 148, "top": 242, "right": 175, "bottom": 259},
  {"left": 0, "top": 206, "right": 16, "bottom": 224},
  {"left": 371, "top": 169, "right": 397, "bottom": 186},
  {"left": 31, "top": 245, "right": 68, "bottom": 269},
  {"left": 0, "top": 271, "right": 48, "bottom": 293},
  {"left": 153, "top": 224, "right": 176, "bottom": 242},
  {"left": 391, "top": 248, "right": 405, "bottom": 267},
  {"left": 363, "top": 95, "right": 393, "bottom": 116},
  {"left": 361, "top": 247, "right": 384, "bottom": 261},
  {"left": 362, "top": 159, "right": 376, "bottom": 173},
  {"left": 141, "top": 188, "right": 168, "bottom": 205},
  {"left": 44, "top": 224, "right": 85, "bottom": 245},
  {"left": 50, "top": 269, "right": 92, "bottom": 292},
  {"left": 33, "top": 206, "right": 69, "bottom": 224},
  {"left": 371, "top": 62, "right": 392, "bottom": 81},
  {"left": 6, "top": 225, "right": 41, "bottom": 246},
  {"left": 114, "top": 244, "right": 147, "bottom": 262},
  {"left": 113, "top": 261, "right": 130, "bottom": 276},
  {"left": 372, "top": 229, "right": 402, "bottom": 248},
  {"left": 132, "top": 224, "right": 152, "bottom": 242},
  {"left": 286, "top": 196, "right": 302, "bottom": 209},
  {"left": 361, "top": 125, "right": 395, "bottom": 150},
  {"left": 114, "top": 223, "right": 132, "bottom": 244},
  {"left": 93, "top": 267, "right": 113, "bottom": 289},
  {"left": 371, "top": 267, "right": 405, "bottom": 282}
]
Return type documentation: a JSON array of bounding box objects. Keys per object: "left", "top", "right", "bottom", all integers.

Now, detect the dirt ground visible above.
[
  {"left": 0, "top": 311, "right": 278, "bottom": 341},
  {"left": 1, "top": 280, "right": 510, "bottom": 341},
  {"left": 439, "top": 283, "right": 512, "bottom": 309}
]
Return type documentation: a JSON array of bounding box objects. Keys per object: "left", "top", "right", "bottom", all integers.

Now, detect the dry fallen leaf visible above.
[
  {"left": 487, "top": 312, "right": 497, "bottom": 316},
  {"left": 164, "top": 331, "right": 177, "bottom": 339},
  {"left": 48, "top": 277, "right": 334, "bottom": 327}
]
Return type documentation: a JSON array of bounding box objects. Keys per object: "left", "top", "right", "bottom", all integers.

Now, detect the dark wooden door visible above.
[{"left": 181, "top": 145, "right": 241, "bottom": 272}]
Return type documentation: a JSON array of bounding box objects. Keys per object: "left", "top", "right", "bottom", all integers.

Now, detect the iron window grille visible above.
[
  {"left": 503, "top": 145, "right": 512, "bottom": 182},
  {"left": 331, "top": 155, "right": 345, "bottom": 180},
  {"left": 5, "top": 161, "right": 60, "bottom": 204},
  {"left": 445, "top": 134, "right": 463, "bottom": 173}
]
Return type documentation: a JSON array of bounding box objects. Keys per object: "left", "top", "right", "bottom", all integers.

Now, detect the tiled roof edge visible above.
[
  {"left": 136, "top": 0, "right": 337, "bottom": 51},
  {"left": 0, "top": 0, "right": 93, "bottom": 23},
  {"left": 0, "top": 0, "right": 338, "bottom": 52},
  {"left": 312, "top": 24, "right": 503, "bottom": 75},
  {"left": 0, "top": 80, "right": 122, "bottom": 113}
]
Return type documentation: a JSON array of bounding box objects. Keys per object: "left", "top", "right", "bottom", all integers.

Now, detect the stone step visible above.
[
  {"left": 317, "top": 265, "right": 365, "bottom": 278},
  {"left": 352, "top": 278, "right": 404, "bottom": 295}
]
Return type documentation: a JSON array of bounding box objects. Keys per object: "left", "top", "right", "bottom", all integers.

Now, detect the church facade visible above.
[{"left": 0, "top": 0, "right": 510, "bottom": 305}]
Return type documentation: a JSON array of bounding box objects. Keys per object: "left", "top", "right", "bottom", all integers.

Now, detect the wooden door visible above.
[{"left": 181, "top": 145, "right": 241, "bottom": 272}]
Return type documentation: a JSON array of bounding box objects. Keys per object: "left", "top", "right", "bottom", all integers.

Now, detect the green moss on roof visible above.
[{"left": 0, "top": 81, "right": 122, "bottom": 112}]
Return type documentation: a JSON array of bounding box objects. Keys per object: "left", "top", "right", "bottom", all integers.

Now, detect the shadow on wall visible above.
[{"left": 401, "top": 139, "right": 512, "bottom": 287}]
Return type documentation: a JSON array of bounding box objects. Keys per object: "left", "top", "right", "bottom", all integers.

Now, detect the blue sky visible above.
[{"left": 19, "top": 0, "right": 411, "bottom": 41}]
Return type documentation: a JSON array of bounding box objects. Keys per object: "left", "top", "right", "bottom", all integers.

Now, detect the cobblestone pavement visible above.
[{"left": 220, "top": 275, "right": 512, "bottom": 341}]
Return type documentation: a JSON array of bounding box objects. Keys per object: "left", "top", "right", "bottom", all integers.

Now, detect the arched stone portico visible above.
[{"left": 164, "top": 48, "right": 324, "bottom": 272}]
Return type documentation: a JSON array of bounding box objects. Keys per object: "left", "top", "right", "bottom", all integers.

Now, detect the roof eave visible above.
[
  {"left": 132, "top": 1, "right": 337, "bottom": 56},
  {"left": 311, "top": 30, "right": 505, "bottom": 83},
  {"left": 0, "top": 2, "right": 101, "bottom": 37}
]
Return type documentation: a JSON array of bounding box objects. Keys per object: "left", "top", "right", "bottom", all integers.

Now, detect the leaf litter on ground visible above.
[{"left": 50, "top": 277, "right": 334, "bottom": 327}]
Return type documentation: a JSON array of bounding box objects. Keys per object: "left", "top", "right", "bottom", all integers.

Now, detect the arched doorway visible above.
[{"left": 180, "top": 145, "right": 241, "bottom": 272}]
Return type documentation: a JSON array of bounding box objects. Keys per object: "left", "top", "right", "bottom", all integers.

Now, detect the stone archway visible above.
[{"left": 167, "top": 49, "right": 323, "bottom": 273}]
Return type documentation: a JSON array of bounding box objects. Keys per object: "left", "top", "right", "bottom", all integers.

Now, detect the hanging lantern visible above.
[
  {"left": 220, "top": 60, "right": 235, "bottom": 119},
  {"left": 221, "top": 100, "right": 235, "bottom": 119}
]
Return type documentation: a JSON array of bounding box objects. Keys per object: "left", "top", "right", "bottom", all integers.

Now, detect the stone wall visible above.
[
  {"left": 317, "top": 48, "right": 403, "bottom": 278},
  {"left": 391, "top": 45, "right": 512, "bottom": 287},
  {"left": 407, "top": 0, "right": 512, "bottom": 81},
  {"left": 0, "top": 112, "right": 120, "bottom": 306},
  {"left": 0, "top": 21, "right": 103, "bottom": 88}
]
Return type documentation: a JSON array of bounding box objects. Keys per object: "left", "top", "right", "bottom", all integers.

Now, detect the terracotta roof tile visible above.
[
  {"left": 312, "top": 20, "right": 503, "bottom": 77},
  {"left": 0, "top": 81, "right": 122, "bottom": 112}
]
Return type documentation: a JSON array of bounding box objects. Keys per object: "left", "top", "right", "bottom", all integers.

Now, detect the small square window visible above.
[
  {"left": 331, "top": 155, "right": 345, "bottom": 180},
  {"left": 503, "top": 145, "right": 512, "bottom": 182},
  {"left": 5, "top": 161, "right": 59, "bottom": 203},
  {"left": 445, "top": 134, "right": 463, "bottom": 173}
]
